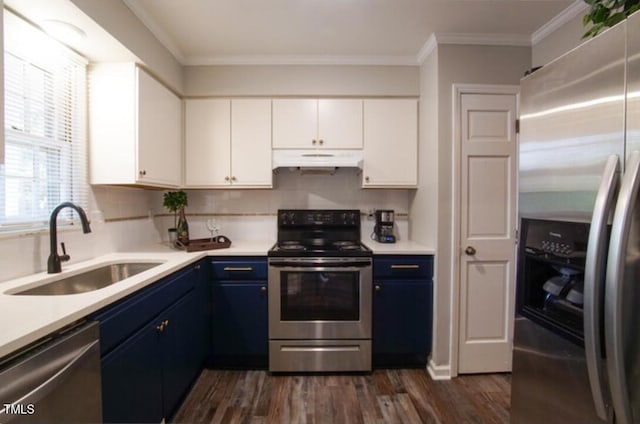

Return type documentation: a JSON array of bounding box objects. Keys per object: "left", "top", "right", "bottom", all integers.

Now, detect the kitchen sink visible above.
[{"left": 9, "top": 262, "right": 163, "bottom": 296}]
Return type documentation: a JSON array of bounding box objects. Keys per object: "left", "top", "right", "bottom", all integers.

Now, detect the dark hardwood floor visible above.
[{"left": 173, "top": 369, "right": 511, "bottom": 424}]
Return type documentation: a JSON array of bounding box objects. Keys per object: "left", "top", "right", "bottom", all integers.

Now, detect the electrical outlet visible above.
[{"left": 367, "top": 209, "right": 375, "bottom": 220}]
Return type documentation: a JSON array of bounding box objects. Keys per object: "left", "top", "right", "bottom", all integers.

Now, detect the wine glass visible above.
[{"left": 206, "top": 218, "right": 218, "bottom": 242}]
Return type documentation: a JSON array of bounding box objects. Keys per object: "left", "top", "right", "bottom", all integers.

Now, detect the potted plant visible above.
[
  {"left": 582, "top": 0, "right": 639, "bottom": 38},
  {"left": 163, "top": 190, "right": 188, "bottom": 245}
]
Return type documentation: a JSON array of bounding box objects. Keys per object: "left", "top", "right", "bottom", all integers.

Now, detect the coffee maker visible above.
[{"left": 374, "top": 210, "right": 396, "bottom": 243}]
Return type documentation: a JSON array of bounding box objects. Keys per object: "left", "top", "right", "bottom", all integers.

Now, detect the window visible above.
[{"left": 1, "top": 11, "right": 88, "bottom": 232}]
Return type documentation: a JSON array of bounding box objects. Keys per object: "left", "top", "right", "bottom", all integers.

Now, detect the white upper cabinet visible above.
[
  {"left": 185, "top": 99, "right": 231, "bottom": 187},
  {"left": 230, "top": 99, "right": 273, "bottom": 187},
  {"left": 362, "top": 99, "right": 418, "bottom": 188},
  {"left": 184, "top": 98, "right": 272, "bottom": 188},
  {"left": 89, "top": 63, "right": 182, "bottom": 187},
  {"left": 272, "top": 99, "right": 363, "bottom": 149}
]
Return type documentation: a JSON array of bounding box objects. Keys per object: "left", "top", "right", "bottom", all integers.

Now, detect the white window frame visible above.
[{"left": 1, "top": 10, "right": 88, "bottom": 233}]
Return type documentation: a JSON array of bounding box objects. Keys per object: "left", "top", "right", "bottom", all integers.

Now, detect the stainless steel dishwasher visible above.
[{"left": 0, "top": 321, "right": 102, "bottom": 423}]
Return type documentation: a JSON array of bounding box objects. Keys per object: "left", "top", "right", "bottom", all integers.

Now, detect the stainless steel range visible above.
[{"left": 268, "top": 209, "right": 372, "bottom": 372}]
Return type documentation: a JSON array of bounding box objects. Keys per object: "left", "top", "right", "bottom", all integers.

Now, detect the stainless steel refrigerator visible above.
[{"left": 512, "top": 11, "right": 640, "bottom": 424}]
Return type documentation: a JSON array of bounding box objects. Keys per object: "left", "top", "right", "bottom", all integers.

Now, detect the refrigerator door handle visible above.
[
  {"left": 585, "top": 154, "right": 620, "bottom": 420},
  {"left": 605, "top": 150, "right": 640, "bottom": 424}
]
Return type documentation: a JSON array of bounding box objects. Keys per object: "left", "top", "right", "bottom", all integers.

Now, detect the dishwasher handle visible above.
[{"left": 0, "top": 339, "right": 99, "bottom": 420}]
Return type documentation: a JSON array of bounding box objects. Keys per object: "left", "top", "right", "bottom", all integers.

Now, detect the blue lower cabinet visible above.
[
  {"left": 210, "top": 257, "right": 268, "bottom": 368},
  {"left": 96, "top": 262, "right": 209, "bottom": 423},
  {"left": 101, "top": 322, "right": 164, "bottom": 424},
  {"left": 373, "top": 280, "right": 432, "bottom": 366},
  {"left": 372, "top": 255, "right": 434, "bottom": 368},
  {"left": 161, "top": 291, "right": 203, "bottom": 418},
  {"left": 211, "top": 282, "right": 268, "bottom": 368}
]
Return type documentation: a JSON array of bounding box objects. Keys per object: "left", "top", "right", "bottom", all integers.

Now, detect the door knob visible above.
[{"left": 465, "top": 246, "right": 476, "bottom": 255}]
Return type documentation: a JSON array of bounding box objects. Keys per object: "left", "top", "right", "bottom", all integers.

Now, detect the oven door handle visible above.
[{"left": 269, "top": 260, "right": 372, "bottom": 268}]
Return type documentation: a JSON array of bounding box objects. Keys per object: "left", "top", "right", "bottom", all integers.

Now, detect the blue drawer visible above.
[
  {"left": 93, "top": 267, "right": 195, "bottom": 355},
  {"left": 210, "top": 257, "right": 267, "bottom": 280},
  {"left": 373, "top": 255, "right": 433, "bottom": 279}
]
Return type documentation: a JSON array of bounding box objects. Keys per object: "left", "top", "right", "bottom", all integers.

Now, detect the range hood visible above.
[{"left": 272, "top": 150, "right": 364, "bottom": 172}]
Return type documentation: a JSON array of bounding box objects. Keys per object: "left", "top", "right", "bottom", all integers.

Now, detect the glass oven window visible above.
[{"left": 280, "top": 271, "right": 359, "bottom": 321}]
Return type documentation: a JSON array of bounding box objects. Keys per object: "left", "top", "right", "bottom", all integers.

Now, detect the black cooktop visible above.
[
  {"left": 268, "top": 209, "right": 372, "bottom": 258},
  {"left": 268, "top": 240, "right": 372, "bottom": 257}
]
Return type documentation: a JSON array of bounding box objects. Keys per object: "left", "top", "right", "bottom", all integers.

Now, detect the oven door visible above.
[{"left": 268, "top": 257, "right": 372, "bottom": 340}]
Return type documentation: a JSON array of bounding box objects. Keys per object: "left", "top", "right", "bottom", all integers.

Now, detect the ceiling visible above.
[{"left": 123, "top": 0, "right": 579, "bottom": 66}]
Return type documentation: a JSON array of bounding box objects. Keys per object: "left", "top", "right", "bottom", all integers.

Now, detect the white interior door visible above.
[{"left": 458, "top": 92, "right": 517, "bottom": 373}]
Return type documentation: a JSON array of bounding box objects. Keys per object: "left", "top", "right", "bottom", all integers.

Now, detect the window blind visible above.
[{"left": 1, "top": 11, "right": 88, "bottom": 232}]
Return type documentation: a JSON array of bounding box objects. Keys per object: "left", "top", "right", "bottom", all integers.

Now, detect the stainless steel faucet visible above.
[{"left": 47, "top": 202, "right": 92, "bottom": 274}]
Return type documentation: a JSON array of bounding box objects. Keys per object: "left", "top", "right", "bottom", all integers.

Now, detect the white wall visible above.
[
  {"left": 409, "top": 51, "right": 438, "bottom": 248},
  {"left": 184, "top": 64, "right": 419, "bottom": 97},
  {"left": 0, "top": 186, "right": 160, "bottom": 282},
  {"left": 532, "top": 12, "right": 587, "bottom": 67},
  {"left": 70, "top": 0, "right": 183, "bottom": 91},
  {"left": 149, "top": 169, "right": 412, "bottom": 244},
  {"left": 418, "top": 44, "right": 531, "bottom": 375}
]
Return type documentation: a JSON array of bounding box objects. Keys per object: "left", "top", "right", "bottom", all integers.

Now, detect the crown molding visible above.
[
  {"left": 416, "top": 34, "right": 438, "bottom": 65},
  {"left": 122, "top": 0, "right": 186, "bottom": 64},
  {"left": 531, "top": 0, "right": 588, "bottom": 45},
  {"left": 435, "top": 32, "right": 531, "bottom": 47},
  {"left": 416, "top": 32, "right": 531, "bottom": 65},
  {"left": 183, "top": 54, "right": 419, "bottom": 66}
]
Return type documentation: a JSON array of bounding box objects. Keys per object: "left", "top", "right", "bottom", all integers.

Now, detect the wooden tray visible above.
[{"left": 175, "top": 235, "right": 232, "bottom": 252}]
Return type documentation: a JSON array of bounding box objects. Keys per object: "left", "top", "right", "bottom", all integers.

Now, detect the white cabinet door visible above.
[
  {"left": 231, "top": 99, "right": 272, "bottom": 187},
  {"left": 184, "top": 99, "right": 231, "bottom": 187},
  {"left": 137, "top": 69, "right": 182, "bottom": 187},
  {"left": 89, "top": 63, "right": 181, "bottom": 188},
  {"left": 273, "top": 98, "right": 363, "bottom": 149},
  {"left": 362, "top": 99, "right": 418, "bottom": 187},
  {"left": 272, "top": 99, "right": 317, "bottom": 149},
  {"left": 318, "top": 99, "right": 362, "bottom": 149}
]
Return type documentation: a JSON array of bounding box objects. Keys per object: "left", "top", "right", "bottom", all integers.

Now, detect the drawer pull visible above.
[
  {"left": 390, "top": 264, "right": 420, "bottom": 269},
  {"left": 223, "top": 267, "right": 254, "bottom": 272}
]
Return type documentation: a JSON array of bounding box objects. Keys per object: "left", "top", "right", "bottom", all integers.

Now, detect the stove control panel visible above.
[{"left": 278, "top": 209, "right": 360, "bottom": 226}]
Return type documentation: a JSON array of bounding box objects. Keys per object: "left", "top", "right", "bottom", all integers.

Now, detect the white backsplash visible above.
[{"left": 0, "top": 171, "right": 411, "bottom": 282}]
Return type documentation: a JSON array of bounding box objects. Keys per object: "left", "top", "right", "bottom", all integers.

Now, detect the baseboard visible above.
[{"left": 427, "top": 359, "right": 452, "bottom": 380}]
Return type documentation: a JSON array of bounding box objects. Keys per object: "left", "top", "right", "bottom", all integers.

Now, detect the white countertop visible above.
[
  {"left": 363, "top": 239, "right": 435, "bottom": 255},
  {"left": 0, "top": 238, "right": 432, "bottom": 360},
  {"left": 0, "top": 240, "right": 274, "bottom": 359}
]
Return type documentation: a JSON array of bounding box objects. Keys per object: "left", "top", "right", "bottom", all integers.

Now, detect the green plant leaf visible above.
[
  {"left": 626, "top": 2, "right": 640, "bottom": 14},
  {"left": 592, "top": 4, "right": 611, "bottom": 22},
  {"left": 605, "top": 11, "right": 627, "bottom": 25}
]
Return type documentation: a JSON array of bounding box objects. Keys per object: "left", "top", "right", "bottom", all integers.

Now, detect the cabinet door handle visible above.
[
  {"left": 225, "top": 176, "right": 230, "bottom": 182},
  {"left": 375, "top": 284, "right": 382, "bottom": 292},
  {"left": 231, "top": 176, "right": 237, "bottom": 182},
  {"left": 223, "top": 267, "right": 253, "bottom": 272},
  {"left": 156, "top": 323, "right": 165, "bottom": 333},
  {"left": 319, "top": 139, "right": 324, "bottom": 145},
  {"left": 261, "top": 286, "right": 267, "bottom": 293},
  {"left": 365, "top": 176, "right": 370, "bottom": 183},
  {"left": 312, "top": 139, "right": 317, "bottom": 145},
  {"left": 390, "top": 264, "right": 420, "bottom": 269},
  {"left": 139, "top": 170, "right": 147, "bottom": 176},
  {"left": 194, "top": 264, "right": 201, "bottom": 270}
]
